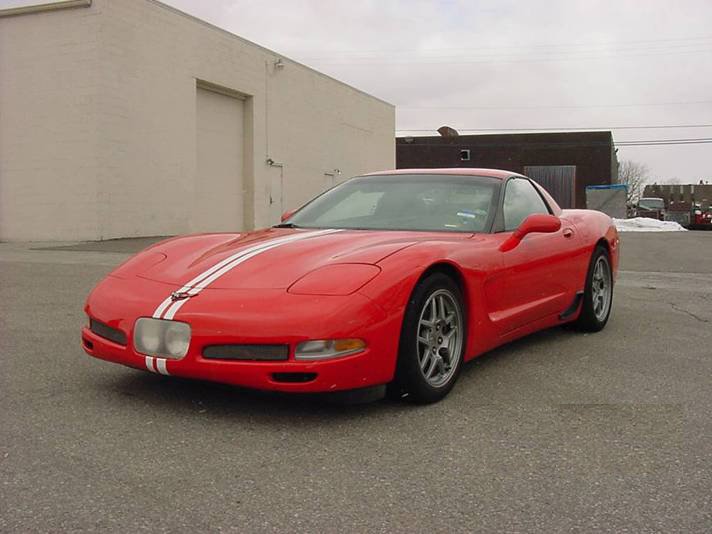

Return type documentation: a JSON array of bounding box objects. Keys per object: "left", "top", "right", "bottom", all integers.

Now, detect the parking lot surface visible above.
[{"left": 1, "top": 232, "right": 711, "bottom": 532}]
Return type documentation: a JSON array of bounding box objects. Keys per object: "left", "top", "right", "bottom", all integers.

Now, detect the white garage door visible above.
[{"left": 193, "top": 86, "right": 245, "bottom": 232}]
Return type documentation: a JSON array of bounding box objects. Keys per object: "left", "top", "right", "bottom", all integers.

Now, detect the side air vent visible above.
[{"left": 89, "top": 319, "right": 127, "bottom": 346}]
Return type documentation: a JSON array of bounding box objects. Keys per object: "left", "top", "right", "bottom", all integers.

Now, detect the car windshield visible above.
[
  {"left": 639, "top": 198, "right": 665, "bottom": 210},
  {"left": 284, "top": 174, "right": 500, "bottom": 233}
]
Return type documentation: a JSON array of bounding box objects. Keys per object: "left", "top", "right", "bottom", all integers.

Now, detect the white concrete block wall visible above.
[
  {"left": 0, "top": 4, "right": 102, "bottom": 241},
  {"left": 0, "top": 0, "right": 395, "bottom": 241}
]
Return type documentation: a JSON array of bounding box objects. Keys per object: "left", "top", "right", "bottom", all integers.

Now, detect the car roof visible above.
[{"left": 364, "top": 168, "right": 514, "bottom": 180}]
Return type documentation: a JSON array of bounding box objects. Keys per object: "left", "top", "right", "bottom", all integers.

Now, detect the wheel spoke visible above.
[
  {"left": 417, "top": 335, "right": 430, "bottom": 345},
  {"left": 419, "top": 351, "right": 430, "bottom": 368},
  {"left": 439, "top": 347, "right": 452, "bottom": 366},
  {"left": 424, "top": 354, "right": 438, "bottom": 378},
  {"left": 435, "top": 356, "right": 446, "bottom": 375}
]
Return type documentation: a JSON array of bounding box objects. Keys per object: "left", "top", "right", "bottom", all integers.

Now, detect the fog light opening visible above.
[{"left": 272, "top": 372, "right": 318, "bottom": 383}]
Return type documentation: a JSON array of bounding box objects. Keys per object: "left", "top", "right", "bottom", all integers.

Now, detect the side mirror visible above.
[
  {"left": 499, "top": 214, "right": 561, "bottom": 252},
  {"left": 280, "top": 209, "right": 296, "bottom": 222}
]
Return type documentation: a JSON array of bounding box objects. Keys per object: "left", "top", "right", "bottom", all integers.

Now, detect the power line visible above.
[
  {"left": 396, "top": 124, "right": 712, "bottom": 133},
  {"left": 398, "top": 100, "right": 712, "bottom": 110},
  {"left": 290, "top": 34, "right": 712, "bottom": 56},
  {"left": 306, "top": 47, "right": 712, "bottom": 65},
  {"left": 302, "top": 41, "right": 712, "bottom": 61},
  {"left": 618, "top": 137, "right": 712, "bottom": 145},
  {"left": 395, "top": 137, "right": 712, "bottom": 148}
]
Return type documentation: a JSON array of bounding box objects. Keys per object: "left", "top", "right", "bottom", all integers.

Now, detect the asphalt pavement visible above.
[{"left": 1, "top": 231, "right": 710, "bottom": 532}]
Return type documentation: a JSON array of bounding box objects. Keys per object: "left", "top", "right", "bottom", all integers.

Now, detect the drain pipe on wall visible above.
[
  {"left": 324, "top": 168, "right": 342, "bottom": 188},
  {"left": 266, "top": 157, "right": 284, "bottom": 212},
  {"left": 265, "top": 58, "right": 286, "bottom": 215}
]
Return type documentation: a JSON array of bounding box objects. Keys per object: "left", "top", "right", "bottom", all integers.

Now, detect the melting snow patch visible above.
[{"left": 613, "top": 217, "right": 687, "bottom": 232}]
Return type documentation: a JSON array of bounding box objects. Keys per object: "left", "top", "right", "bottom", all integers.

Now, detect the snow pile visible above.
[{"left": 613, "top": 217, "right": 687, "bottom": 232}]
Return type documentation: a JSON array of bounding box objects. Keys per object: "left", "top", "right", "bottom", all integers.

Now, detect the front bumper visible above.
[{"left": 82, "top": 276, "right": 401, "bottom": 393}]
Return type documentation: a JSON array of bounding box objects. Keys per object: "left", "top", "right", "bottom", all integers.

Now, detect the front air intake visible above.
[{"left": 202, "top": 344, "right": 289, "bottom": 361}]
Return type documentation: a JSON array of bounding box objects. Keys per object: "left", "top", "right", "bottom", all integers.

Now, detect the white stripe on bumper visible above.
[{"left": 155, "top": 358, "right": 169, "bottom": 375}]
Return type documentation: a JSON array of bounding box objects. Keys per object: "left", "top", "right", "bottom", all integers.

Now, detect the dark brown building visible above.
[
  {"left": 643, "top": 183, "right": 712, "bottom": 210},
  {"left": 396, "top": 131, "right": 618, "bottom": 209}
]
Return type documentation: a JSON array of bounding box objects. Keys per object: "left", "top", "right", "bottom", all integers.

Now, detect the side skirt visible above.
[{"left": 559, "top": 291, "right": 584, "bottom": 320}]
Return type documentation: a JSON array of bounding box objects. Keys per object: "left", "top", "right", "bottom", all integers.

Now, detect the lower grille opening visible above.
[
  {"left": 272, "top": 372, "right": 317, "bottom": 383},
  {"left": 203, "top": 344, "right": 289, "bottom": 361},
  {"left": 89, "top": 319, "right": 127, "bottom": 346},
  {"left": 82, "top": 337, "right": 94, "bottom": 350}
]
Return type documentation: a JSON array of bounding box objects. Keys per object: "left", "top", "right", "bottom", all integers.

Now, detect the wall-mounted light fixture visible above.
[{"left": 273, "top": 58, "right": 285, "bottom": 70}]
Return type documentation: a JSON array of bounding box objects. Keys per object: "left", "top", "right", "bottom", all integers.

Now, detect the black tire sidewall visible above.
[{"left": 393, "top": 272, "right": 466, "bottom": 403}]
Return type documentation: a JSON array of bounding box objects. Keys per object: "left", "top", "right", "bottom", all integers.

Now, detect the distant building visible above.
[
  {"left": 397, "top": 130, "right": 618, "bottom": 209},
  {"left": 644, "top": 183, "right": 712, "bottom": 210}
]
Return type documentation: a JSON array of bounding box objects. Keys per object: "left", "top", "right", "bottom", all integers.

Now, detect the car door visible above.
[{"left": 488, "top": 178, "right": 580, "bottom": 334}]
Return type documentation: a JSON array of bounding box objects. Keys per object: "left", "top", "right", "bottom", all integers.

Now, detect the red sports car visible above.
[{"left": 82, "top": 169, "right": 619, "bottom": 403}]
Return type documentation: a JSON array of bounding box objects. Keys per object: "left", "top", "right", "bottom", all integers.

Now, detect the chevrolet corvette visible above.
[{"left": 82, "top": 169, "right": 619, "bottom": 403}]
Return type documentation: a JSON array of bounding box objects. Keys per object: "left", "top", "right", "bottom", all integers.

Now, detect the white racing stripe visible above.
[
  {"left": 145, "top": 356, "right": 156, "bottom": 373},
  {"left": 151, "top": 229, "right": 340, "bottom": 319}
]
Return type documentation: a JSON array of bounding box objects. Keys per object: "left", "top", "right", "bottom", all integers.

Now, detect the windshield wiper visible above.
[{"left": 272, "top": 222, "right": 300, "bottom": 228}]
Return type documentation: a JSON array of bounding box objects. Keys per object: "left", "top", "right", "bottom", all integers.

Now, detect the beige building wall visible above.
[{"left": 0, "top": 0, "right": 394, "bottom": 241}]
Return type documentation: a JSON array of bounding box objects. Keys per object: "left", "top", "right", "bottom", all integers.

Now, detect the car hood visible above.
[{"left": 135, "top": 228, "right": 466, "bottom": 290}]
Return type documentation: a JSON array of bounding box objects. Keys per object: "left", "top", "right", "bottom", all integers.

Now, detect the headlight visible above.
[
  {"left": 138, "top": 318, "right": 162, "bottom": 353},
  {"left": 134, "top": 318, "right": 191, "bottom": 359},
  {"left": 295, "top": 338, "right": 366, "bottom": 360}
]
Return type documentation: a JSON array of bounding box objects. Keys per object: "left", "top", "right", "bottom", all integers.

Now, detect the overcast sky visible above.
[
  {"left": 153, "top": 0, "right": 710, "bottom": 183},
  {"left": 4, "top": 0, "right": 709, "bottom": 182}
]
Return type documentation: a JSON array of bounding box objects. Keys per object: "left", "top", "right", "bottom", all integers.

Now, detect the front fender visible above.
[{"left": 359, "top": 236, "right": 503, "bottom": 361}]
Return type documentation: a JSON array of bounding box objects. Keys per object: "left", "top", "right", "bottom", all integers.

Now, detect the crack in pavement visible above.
[{"left": 669, "top": 302, "right": 709, "bottom": 323}]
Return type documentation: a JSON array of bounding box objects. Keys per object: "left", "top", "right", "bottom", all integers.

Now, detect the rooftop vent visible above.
[{"left": 438, "top": 126, "right": 459, "bottom": 137}]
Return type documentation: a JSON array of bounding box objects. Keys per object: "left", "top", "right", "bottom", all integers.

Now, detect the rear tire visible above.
[
  {"left": 573, "top": 245, "right": 613, "bottom": 332},
  {"left": 389, "top": 273, "right": 466, "bottom": 404}
]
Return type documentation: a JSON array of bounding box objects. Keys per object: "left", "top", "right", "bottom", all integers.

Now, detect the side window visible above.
[{"left": 503, "top": 179, "right": 550, "bottom": 231}]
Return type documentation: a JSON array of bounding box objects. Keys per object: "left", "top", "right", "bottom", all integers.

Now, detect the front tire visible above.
[
  {"left": 573, "top": 245, "right": 613, "bottom": 332},
  {"left": 389, "top": 273, "right": 466, "bottom": 404}
]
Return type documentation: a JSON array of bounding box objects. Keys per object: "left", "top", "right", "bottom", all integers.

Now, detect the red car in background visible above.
[
  {"left": 691, "top": 203, "right": 712, "bottom": 229},
  {"left": 82, "top": 169, "right": 619, "bottom": 403}
]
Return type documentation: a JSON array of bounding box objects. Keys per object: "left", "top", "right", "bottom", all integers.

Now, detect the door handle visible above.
[{"left": 563, "top": 228, "right": 574, "bottom": 238}]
